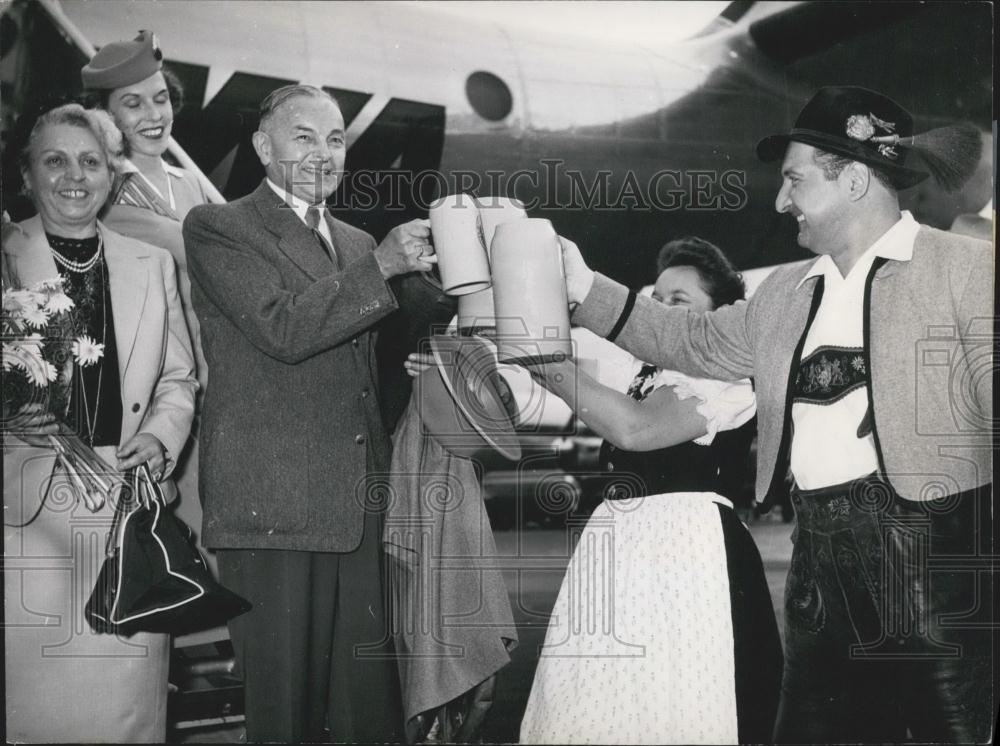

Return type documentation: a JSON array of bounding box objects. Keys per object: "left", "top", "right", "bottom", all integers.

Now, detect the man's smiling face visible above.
[
  {"left": 775, "top": 141, "right": 853, "bottom": 258},
  {"left": 255, "top": 94, "right": 345, "bottom": 205}
]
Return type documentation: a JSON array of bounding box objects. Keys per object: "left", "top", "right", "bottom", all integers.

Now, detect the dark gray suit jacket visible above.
[{"left": 184, "top": 181, "right": 397, "bottom": 551}]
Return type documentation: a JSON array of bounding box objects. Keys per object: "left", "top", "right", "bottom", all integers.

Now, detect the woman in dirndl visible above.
[
  {"left": 518, "top": 237, "right": 783, "bottom": 745},
  {"left": 2, "top": 102, "right": 196, "bottom": 742}
]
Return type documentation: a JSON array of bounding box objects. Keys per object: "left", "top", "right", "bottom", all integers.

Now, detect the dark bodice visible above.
[
  {"left": 599, "top": 418, "right": 756, "bottom": 501},
  {"left": 47, "top": 233, "right": 122, "bottom": 447},
  {"left": 599, "top": 362, "right": 756, "bottom": 501}
]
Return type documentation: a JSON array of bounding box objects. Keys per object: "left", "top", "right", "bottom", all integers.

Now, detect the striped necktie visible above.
[{"left": 305, "top": 205, "right": 340, "bottom": 268}]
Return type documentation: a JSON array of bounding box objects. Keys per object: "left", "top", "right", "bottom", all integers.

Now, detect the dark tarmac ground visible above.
[{"left": 176, "top": 515, "right": 794, "bottom": 744}]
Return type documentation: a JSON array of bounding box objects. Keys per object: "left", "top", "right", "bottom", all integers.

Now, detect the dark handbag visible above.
[{"left": 85, "top": 464, "right": 251, "bottom": 636}]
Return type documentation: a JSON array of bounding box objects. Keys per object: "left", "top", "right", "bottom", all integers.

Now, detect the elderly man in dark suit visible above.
[{"left": 183, "top": 84, "right": 434, "bottom": 743}]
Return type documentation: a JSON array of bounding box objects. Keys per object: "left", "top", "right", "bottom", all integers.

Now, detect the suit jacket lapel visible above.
[
  {"left": 100, "top": 221, "right": 149, "bottom": 378},
  {"left": 760, "top": 270, "right": 824, "bottom": 506},
  {"left": 2, "top": 216, "right": 149, "bottom": 381},
  {"left": 327, "top": 217, "right": 364, "bottom": 267},
  {"left": 1, "top": 215, "right": 59, "bottom": 287},
  {"left": 251, "top": 182, "right": 335, "bottom": 280}
]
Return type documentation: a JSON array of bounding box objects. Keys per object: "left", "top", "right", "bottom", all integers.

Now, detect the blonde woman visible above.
[{"left": 2, "top": 103, "right": 196, "bottom": 742}]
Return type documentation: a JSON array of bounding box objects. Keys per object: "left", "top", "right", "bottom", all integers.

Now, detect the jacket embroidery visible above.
[{"left": 793, "top": 345, "right": 868, "bottom": 406}]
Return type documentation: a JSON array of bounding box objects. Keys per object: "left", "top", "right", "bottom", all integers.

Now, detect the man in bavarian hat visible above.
[{"left": 556, "top": 86, "right": 995, "bottom": 742}]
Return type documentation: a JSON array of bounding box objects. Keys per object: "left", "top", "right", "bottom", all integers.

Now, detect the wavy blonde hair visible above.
[{"left": 19, "top": 103, "right": 126, "bottom": 181}]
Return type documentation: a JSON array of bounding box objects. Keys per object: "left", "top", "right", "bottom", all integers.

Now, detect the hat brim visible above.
[
  {"left": 418, "top": 335, "right": 521, "bottom": 460},
  {"left": 755, "top": 133, "right": 929, "bottom": 190}
]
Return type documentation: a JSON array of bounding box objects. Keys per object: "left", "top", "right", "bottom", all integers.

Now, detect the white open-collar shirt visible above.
[{"left": 790, "top": 210, "right": 920, "bottom": 489}]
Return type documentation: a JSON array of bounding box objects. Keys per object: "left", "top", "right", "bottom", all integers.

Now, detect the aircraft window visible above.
[{"left": 466, "top": 71, "right": 513, "bottom": 122}]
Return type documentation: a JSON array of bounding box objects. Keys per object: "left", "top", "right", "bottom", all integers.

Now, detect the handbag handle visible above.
[
  {"left": 99, "top": 465, "right": 167, "bottom": 558},
  {"left": 137, "top": 463, "right": 167, "bottom": 509},
  {"left": 104, "top": 469, "right": 138, "bottom": 558}
]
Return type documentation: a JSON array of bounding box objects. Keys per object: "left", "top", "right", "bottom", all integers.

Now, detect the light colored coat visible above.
[
  {"left": 574, "top": 225, "right": 993, "bottom": 501},
  {"left": 2, "top": 214, "right": 197, "bottom": 482}
]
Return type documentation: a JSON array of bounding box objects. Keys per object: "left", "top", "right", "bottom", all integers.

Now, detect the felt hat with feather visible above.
[{"left": 757, "top": 86, "right": 981, "bottom": 192}]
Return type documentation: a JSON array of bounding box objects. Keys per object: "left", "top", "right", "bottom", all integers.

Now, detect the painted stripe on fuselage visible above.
[{"left": 344, "top": 94, "right": 392, "bottom": 149}]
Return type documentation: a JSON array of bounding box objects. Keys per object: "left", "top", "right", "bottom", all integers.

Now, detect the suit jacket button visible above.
[
  {"left": 607, "top": 462, "right": 615, "bottom": 472},
  {"left": 352, "top": 338, "right": 359, "bottom": 347},
  {"left": 361, "top": 388, "right": 370, "bottom": 398},
  {"left": 355, "top": 434, "right": 366, "bottom": 444},
  {"left": 131, "top": 403, "right": 141, "bottom": 413}
]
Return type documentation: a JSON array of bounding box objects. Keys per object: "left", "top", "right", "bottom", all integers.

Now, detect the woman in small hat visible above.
[
  {"left": 82, "top": 31, "right": 213, "bottom": 588},
  {"left": 83, "top": 31, "right": 209, "bottom": 232}
]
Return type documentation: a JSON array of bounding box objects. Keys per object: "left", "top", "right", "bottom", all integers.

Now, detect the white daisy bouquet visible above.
[{"left": 2, "top": 277, "right": 123, "bottom": 512}]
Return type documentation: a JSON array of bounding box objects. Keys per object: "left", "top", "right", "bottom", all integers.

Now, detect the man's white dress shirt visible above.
[
  {"left": 266, "top": 178, "right": 335, "bottom": 249},
  {"left": 790, "top": 211, "right": 920, "bottom": 489}
]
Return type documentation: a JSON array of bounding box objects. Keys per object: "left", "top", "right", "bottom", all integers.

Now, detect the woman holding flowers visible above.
[{"left": 2, "top": 103, "right": 196, "bottom": 742}]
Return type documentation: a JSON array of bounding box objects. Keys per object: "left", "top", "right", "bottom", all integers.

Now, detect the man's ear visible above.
[
  {"left": 251, "top": 130, "right": 271, "bottom": 166},
  {"left": 846, "top": 162, "right": 870, "bottom": 201}
]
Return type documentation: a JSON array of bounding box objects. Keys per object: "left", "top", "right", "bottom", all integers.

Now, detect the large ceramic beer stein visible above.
[
  {"left": 428, "top": 193, "right": 491, "bottom": 296},
  {"left": 490, "top": 218, "right": 572, "bottom": 364},
  {"left": 457, "top": 196, "right": 527, "bottom": 333}
]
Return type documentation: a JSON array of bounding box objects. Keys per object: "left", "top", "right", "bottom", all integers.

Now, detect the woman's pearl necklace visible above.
[{"left": 49, "top": 235, "right": 104, "bottom": 273}]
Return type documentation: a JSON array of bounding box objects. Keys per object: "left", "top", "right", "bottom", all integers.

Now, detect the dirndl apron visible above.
[{"left": 520, "top": 492, "right": 740, "bottom": 745}]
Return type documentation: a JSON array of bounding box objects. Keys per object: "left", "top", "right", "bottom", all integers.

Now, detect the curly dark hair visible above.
[
  {"left": 655, "top": 236, "right": 746, "bottom": 308},
  {"left": 80, "top": 66, "right": 184, "bottom": 161}
]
